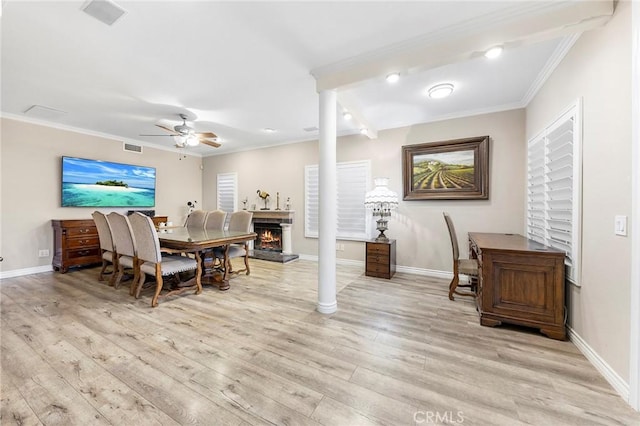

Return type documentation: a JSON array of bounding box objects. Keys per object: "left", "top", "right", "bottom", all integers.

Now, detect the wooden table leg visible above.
[{"left": 219, "top": 244, "right": 230, "bottom": 291}]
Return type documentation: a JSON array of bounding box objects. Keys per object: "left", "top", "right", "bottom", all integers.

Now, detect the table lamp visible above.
[{"left": 364, "top": 177, "right": 399, "bottom": 242}]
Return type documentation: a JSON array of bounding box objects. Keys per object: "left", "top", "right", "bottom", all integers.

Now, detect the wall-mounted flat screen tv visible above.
[{"left": 61, "top": 156, "right": 156, "bottom": 207}]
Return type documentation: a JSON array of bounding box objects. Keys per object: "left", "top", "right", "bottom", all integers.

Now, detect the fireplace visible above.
[
  {"left": 254, "top": 223, "right": 282, "bottom": 252},
  {"left": 248, "top": 210, "right": 298, "bottom": 263}
]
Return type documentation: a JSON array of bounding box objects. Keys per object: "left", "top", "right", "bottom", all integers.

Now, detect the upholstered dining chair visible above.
[
  {"left": 106, "top": 212, "right": 138, "bottom": 290},
  {"left": 185, "top": 210, "right": 208, "bottom": 229},
  {"left": 205, "top": 210, "right": 227, "bottom": 231},
  {"left": 129, "top": 212, "right": 201, "bottom": 307},
  {"left": 92, "top": 211, "right": 116, "bottom": 283},
  {"left": 443, "top": 212, "right": 479, "bottom": 301},
  {"left": 216, "top": 211, "right": 253, "bottom": 276}
]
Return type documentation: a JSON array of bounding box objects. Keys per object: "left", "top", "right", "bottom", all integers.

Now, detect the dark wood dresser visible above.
[
  {"left": 469, "top": 232, "right": 566, "bottom": 340},
  {"left": 52, "top": 219, "right": 102, "bottom": 273},
  {"left": 365, "top": 239, "right": 396, "bottom": 279}
]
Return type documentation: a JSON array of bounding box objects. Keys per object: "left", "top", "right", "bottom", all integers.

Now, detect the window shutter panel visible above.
[{"left": 217, "top": 172, "right": 237, "bottom": 228}]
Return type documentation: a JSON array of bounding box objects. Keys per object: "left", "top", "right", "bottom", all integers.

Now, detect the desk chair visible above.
[
  {"left": 443, "top": 212, "right": 478, "bottom": 301},
  {"left": 92, "top": 211, "right": 116, "bottom": 283}
]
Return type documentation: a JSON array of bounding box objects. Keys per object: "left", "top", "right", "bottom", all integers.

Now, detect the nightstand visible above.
[{"left": 365, "top": 239, "right": 396, "bottom": 279}]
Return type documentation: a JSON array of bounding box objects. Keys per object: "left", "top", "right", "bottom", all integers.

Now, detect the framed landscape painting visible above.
[{"left": 402, "top": 136, "right": 489, "bottom": 200}]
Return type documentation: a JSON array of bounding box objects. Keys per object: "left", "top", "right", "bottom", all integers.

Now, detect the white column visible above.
[
  {"left": 629, "top": 0, "right": 640, "bottom": 410},
  {"left": 280, "top": 223, "right": 292, "bottom": 254},
  {"left": 317, "top": 89, "right": 337, "bottom": 314}
]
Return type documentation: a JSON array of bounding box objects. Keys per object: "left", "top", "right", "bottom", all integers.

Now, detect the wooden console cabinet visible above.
[
  {"left": 365, "top": 239, "right": 396, "bottom": 279},
  {"left": 52, "top": 219, "right": 102, "bottom": 273},
  {"left": 469, "top": 233, "right": 566, "bottom": 340}
]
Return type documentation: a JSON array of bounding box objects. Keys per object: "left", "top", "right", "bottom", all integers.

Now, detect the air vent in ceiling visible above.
[
  {"left": 303, "top": 126, "right": 319, "bottom": 132},
  {"left": 123, "top": 142, "right": 142, "bottom": 153},
  {"left": 23, "top": 105, "right": 67, "bottom": 120},
  {"left": 81, "top": 0, "right": 127, "bottom": 26}
]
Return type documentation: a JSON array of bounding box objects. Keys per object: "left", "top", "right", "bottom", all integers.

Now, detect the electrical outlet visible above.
[{"left": 38, "top": 249, "right": 49, "bottom": 257}]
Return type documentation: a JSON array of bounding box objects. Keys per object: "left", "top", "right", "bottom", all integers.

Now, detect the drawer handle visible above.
[
  {"left": 79, "top": 229, "right": 90, "bottom": 233},
  {"left": 78, "top": 250, "right": 90, "bottom": 256}
]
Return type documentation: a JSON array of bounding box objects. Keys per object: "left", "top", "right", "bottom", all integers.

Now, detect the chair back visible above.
[
  {"left": 443, "top": 212, "right": 460, "bottom": 261},
  {"left": 92, "top": 211, "right": 114, "bottom": 251},
  {"left": 129, "top": 212, "right": 162, "bottom": 264},
  {"left": 185, "top": 210, "right": 208, "bottom": 229},
  {"left": 205, "top": 210, "right": 227, "bottom": 231},
  {"left": 228, "top": 211, "right": 253, "bottom": 232},
  {"left": 107, "top": 212, "right": 136, "bottom": 258}
]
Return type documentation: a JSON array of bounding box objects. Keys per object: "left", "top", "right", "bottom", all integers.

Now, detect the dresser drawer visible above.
[
  {"left": 67, "top": 227, "right": 97, "bottom": 237},
  {"left": 67, "top": 247, "right": 101, "bottom": 259},
  {"left": 67, "top": 236, "right": 100, "bottom": 249},
  {"left": 367, "top": 244, "right": 390, "bottom": 255},
  {"left": 367, "top": 254, "right": 389, "bottom": 265},
  {"left": 366, "top": 262, "right": 390, "bottom": 273}
]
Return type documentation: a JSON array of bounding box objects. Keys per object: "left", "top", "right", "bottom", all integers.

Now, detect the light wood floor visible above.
[{"left": 1, "top": 260, "right": 638, "bottom": 425}]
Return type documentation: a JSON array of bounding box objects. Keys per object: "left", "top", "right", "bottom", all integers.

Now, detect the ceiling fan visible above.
[{"left": 140, "top": 114, "right": 221, "bottom": 148}]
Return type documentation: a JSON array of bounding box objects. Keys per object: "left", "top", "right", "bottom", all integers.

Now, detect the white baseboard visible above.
[
  {"left": 0, "top": 265, "right": 53, "bottom": 280},
  {"left": 568, "top": 326, "right": 630, "bottom": 401}
]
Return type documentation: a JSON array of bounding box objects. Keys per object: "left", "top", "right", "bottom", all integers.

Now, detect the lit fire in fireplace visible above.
[{"left": 257, "top": 227, "right": 282, "bottom": 251}]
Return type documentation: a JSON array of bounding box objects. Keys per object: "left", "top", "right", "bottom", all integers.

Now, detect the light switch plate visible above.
[{"left": 615, "top": 215, "right": 627, "bottom": 236}]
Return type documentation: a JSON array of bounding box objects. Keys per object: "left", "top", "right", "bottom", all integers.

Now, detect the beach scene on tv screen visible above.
[{"left": 62, "top": 157, "right": 156, "bottom": 207}]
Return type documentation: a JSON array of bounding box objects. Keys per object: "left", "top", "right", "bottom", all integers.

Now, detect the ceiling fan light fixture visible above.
[
  {"left": 485, "top": 45, "right": 503, "bottom": 59},
  {"left": 385, "top": 72, "right": 400, "bottom": 83},
  {"left": 186, "top": 135, "right": 199, "bottom": 146},
  {"left": 427, "top": 83, "right": 454, "bottom": 99}
]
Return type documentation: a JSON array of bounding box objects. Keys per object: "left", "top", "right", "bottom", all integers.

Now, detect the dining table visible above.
[{"left": 157, "top": 226, "right": 256, "bottom": 291}]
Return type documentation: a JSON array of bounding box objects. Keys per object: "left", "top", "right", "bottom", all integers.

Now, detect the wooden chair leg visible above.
[
  {"left": 113, "top": 264, "right": 125, "bottom": 289},
  {"left": 151, "top": 265, "right": 163, "bottom": 307},
  {"left": 244, "top": 253, "right": 250, "bottom": 275},
  {"left": 99, "top": 260, "right": 108, "bottom": 281},
  {"left": 448, "top": 275, "right": 459, "bottom": 301},
  {"left": 134, "top": 272, "right": 146, "bottom": 299}
]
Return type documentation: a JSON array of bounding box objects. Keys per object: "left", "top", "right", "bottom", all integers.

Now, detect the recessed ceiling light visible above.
[
  {"left": 386, "top": 73, "right": 400, "bottom": 83},
  {"left": 343, "top": 111, "right": 352, "bottom": 120},
  {"left": 485, "top": 46, "right": 503, "bottom": 59},
  {"left": 427, "top": 83, "right": 454, "bottom": 99},
  {"left": 360, "top": 128, "right": 368, "bottom": 135},
  {"left": 263, "top": 128, "right": 276, "bottom": 133}
]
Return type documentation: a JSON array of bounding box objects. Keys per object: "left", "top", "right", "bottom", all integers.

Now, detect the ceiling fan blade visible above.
[
  {"left": 196, "top": 131, "right": 217, "bottom": 138},
  {"left": 156, "top": 124, "right": 179, "bottom": 134},
  {"left": 200, "top": 139, "right": 221, "bottom": 148}
]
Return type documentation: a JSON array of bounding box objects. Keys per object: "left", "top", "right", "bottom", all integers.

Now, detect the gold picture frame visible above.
[{"left": 402, "top": 136, "right": 489, "bottom": 200}]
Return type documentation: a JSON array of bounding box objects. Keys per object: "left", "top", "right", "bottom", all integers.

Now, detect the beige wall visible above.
[
  {"left": 0, "top": 118, "right": 203, "bottom": 272},
  {"left": 526, "top": 2, "right": 632, "bottom": 379},
  {"left": 203, "top": 108, "right": 526, "bottom": 272}
]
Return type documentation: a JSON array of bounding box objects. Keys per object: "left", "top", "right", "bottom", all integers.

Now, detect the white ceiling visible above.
[{"left": 1, "top": 1, "right": 613, "bottom": 156}]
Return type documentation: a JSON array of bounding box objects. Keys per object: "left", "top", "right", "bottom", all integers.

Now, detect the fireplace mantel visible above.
[{"left": 249, "top": 210, "right": 294, "bottom": 224}]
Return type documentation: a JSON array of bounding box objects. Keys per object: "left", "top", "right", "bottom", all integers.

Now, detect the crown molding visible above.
[
  {"left": 0, "top": 113, "right": 202, "bottom": 157},
  {"left": 521, "top": 33, "right": 581, "bottom": 106}
]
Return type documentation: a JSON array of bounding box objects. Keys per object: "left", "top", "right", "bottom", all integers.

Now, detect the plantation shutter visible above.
[
  {"left": 217, "top": 172, "right": 237, "bottom": 228},
  {"left": 305, "top": 160, "right": 370, "bottom": 240},
  {"left": 304, "top": 165, "right": 319, "bottom": 237},
  {"left": 526, "top": 100, "right": 582, "bottom": 285}
]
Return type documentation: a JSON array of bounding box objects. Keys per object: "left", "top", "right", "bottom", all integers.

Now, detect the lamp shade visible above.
[{"left": 364, "top": 177, "right": 398, "bottom": 208}]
